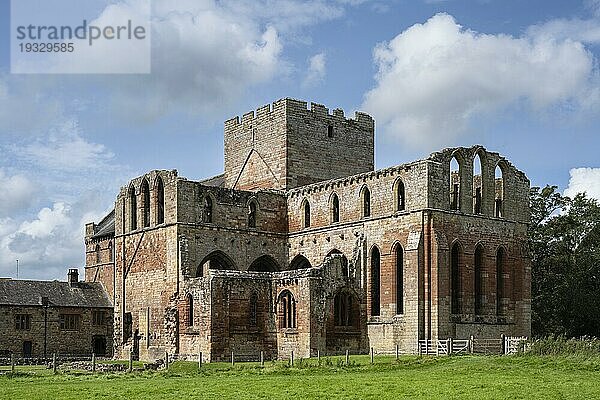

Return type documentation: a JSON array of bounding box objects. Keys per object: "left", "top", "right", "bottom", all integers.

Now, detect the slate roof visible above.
[
  {"left": 92, "top": 209, "right": 115, "bottom": 239},
  {"left": 0, "top": 279, "right": 112, "bottom": 308},
  {"left": 200, "top": 174, "right": 225, "bottom": 187}
]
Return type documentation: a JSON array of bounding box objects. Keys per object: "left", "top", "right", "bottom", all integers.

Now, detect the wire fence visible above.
[{"left": 0, "top": 336, "right": 529, "bottom": 375}]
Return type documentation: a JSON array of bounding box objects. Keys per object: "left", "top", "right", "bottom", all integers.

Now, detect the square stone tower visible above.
[{"left": 223, "top": 98, "right": 375, "bottom": 190}]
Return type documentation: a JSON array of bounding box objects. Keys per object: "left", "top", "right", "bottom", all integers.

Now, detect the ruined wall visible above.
[
  {"left": 84, "top": 233, "right": 115, "bottom": 301},
  {"left": 0, "top": 305, "right": 113, "bottom": 357},
  {"left": 223, "top": 98, "right": 374, "bottom": 191}
]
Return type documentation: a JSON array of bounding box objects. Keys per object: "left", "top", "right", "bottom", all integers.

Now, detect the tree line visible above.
[{"left": 530, "top": 186, "right": 600, "bottom": 337}]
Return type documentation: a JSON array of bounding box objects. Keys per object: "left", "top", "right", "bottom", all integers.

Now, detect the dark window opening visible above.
[
  {"left": 156, "top": 177, "right": 165, "bottom": 224},
  {"left": 395, "top": 245, "right": 404, "bottom": 314},
  {"left": 327, "top": 124, "right": 334, "bottom": 138},
  {"left": 496, "top": 248, "right": 505, "bottom": 316},
  {"left": 248, "top": 202, "right": 257, "bottom": 228},
  {"left": 495, "top": 198, "right": 503, "bottom": 218},
  {"left": 279, "top": 290, "right": 296, "bottom": 329},
  {"left": 129, "top": 186, "right": 137, "bottom": 231},
  {"left": 451, "top": 243, "right": 461, "bottom": 314},
  {"left": 92, "top": 311, "right": 106, "bottom": 326},
  {"left": 474, "top": 245, "right": 484, "bottom": 315},
  {"left": 304, "top": 200, "right": 311, "bottom": 228},
  {"left": 370, "top": 246, "right": 381, "bottom": 316},
  {"left": 15, "top": 314, "right": 31, "bottom": 330},
  {"left": 332, "top": 194, "right": 340, "bottom": 223},
  {"left": 248, "top": 255, "right": 279, "bottom": 272},
  {"left": 362, "top": 187, "right": 371, "bottom": 218},
  {"left": 141, "top": 179, "right": 150, "bottom": 227},
  {"left": 397, "top": 180, "right": 406, "bottom": 211},
  {"left": 60, "top": 314, "right": 80, "bottom": 331},
  {"left": 186, "top": 294, "right": 193, "bottom": 327},
  {"left": 95, "top": 244, "right": 101, "bottom": 264},
  {"left": 474, "top": 187, "right": 482, "bottom": 214},
  {"left": 203, "top": 196, "right": 213, "bottom": 223},
  {"left": 289, "top": 255, "right": 312, "bottom": 270},
  {"left": 450, "top": 157, "right": 460, "bottom": 211}
]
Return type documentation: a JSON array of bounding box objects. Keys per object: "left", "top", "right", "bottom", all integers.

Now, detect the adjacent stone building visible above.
[
  {"left": 84, "top": 98, "right": 531, "bottom": 361},
  {"left": 0, "top": 269, "right": 113, "bottom": 358}
]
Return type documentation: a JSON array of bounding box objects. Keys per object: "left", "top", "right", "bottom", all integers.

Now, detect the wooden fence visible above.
[{"left": 418, "top": 336, "right": 529, "bottom": 355}]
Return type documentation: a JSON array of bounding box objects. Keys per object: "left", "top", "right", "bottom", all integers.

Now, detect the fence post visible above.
[
  {"left": 10, "top": 353, "right": 14, "bottom": 374},
  {"left": 395, "top": 344, "right": 399, "bottom": 360},
  {"left": 469, "top": 335, "right": 474, "bottom": 354},
  {"left": 52, "top": 353, "right": 57, "bottom": 374},
  {"left": 317, "top": 350, "right": 320, "bottom": 364},
  {"left": 345, "top": 349, "right": 350, "bottom": 365},
  {"left": 448, "top": 338, "right": 453, "bottom": 356},
  {"left": 370, "top": 347, "right": 374, "bottom": 364},
  {"left": 290, "top": 351, "right": 294, "bottom": 367},
  {"left": 128, "top": 352, "right": 133, "bottom": 372},
  {"left": 231, "top": 351, "right": 235, "bottom": 367},
  {"left": 198, "top": 351, "right": 202, "bottom": 370},
  {"left": 260, "top": 351, "right": 264, "bottom": 367},
  {"left": 165, "top": 351, "right": 169, "bottom": 370},
  {"left": 92, "top": 353, "right": 96, "bottom": 373},
  {"left": 501, "top": 334, "right": 506, "bottom": 355}
]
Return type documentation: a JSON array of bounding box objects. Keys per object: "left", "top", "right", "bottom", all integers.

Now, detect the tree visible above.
[{"left": 530, "top": 186, "right": 600, "bottom": 337}]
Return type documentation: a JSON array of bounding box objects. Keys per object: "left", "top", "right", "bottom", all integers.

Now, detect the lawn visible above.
[{"left": 1, "top": 355, "right": 599, "bottom": 399}]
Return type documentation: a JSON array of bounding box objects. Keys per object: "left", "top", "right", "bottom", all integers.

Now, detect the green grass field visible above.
[{"left": 1, "top": 355, "right": 599, "bottom": 399}]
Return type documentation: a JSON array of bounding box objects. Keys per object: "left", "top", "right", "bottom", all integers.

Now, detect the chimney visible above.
[{"left": 68, "top": 268, "right": 79, "bottom": 286}]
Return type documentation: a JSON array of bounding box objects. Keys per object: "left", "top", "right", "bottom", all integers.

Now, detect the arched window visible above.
[
  {"left": 303, "top": 199, "right": 311, "bottom": 228},
  {"left": 473, "top": 154, "right": 482, "bottom": 214},
  {"left": 129, "top": 185, "right": 137, "bottom": 231},
  {"left": 326, "top": 249, "right": 349, "bottom": 277},
  {"left": 395, "top": 244, "right": 404, "bottom": 314},
  {"left": 370, "top": 246, "right": 380, "bottom": 316},
  {"left": 362, "top": 187, "right": 371, "bottom": 218},
  {"left": 95, "top": 244, "right": 101, "bottom": 264},
  {"left": 496, "top": 247, "right": 505, "bottom": 316},
  {"left": 197, "top": 250, "right": 236, "bottom": 276},
  {"left": 331, "top": 193, "right": 340, "bottom": 223},
  {"left": 495, "top": 164, "right": 504, "bottom": 218},
  {"left": 186, "top": 293, "right": 194, "bottom": 327},
  {"left": 248, "top": 255, "right": 279, "bottom": 272},
  {"left": 108, "top": 241, "right": 113, "bottom": 263},
  {"left": 203, "top": 196, "right": 213, "bottom": 223},
  {"left": 249, "top": 293, "right": 258, "bottom": 327},
  {"left": 450, "top": 156, "right": 460, "bottom": 211},
  {"left": 289, "top": 255, "right": 312, "bottom": 270},
  {"left": 451, "top": 242, "right": 461, "bottom": 314},
  {"left": 334, "top": 291, "right": 355, "bottom": 327},
  {"left": 278, "top": 290, "right": 296, "bottom": 329},
  {"left": 396, "top": 179, "right": 406, "bottom": 211},
  {"left": 141, "top": 179, "right": 150, "bottom": 227},
  {"left": 248, "top": 201, "right": 257, "bottom": 228},
  {"left": 474, "top": 244, "right": 484, "bottom": 315},
  {"left": 156, "top": 177, "right": 165, "bottom": 224}
]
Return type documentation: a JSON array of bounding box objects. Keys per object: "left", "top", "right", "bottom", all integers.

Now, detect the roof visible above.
[
  {"left": 92, "top": 209, "right": 115, "bottom": 239},
  {"left": 0, "top": 280, "right": 113, "bottom": 308},
  {"left": 200, "top": 174, "right": 225, "bottom": 187}
]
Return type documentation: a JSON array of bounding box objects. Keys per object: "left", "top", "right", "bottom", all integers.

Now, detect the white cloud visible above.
[
  {"left": 302, "top": 52, "right": 327, "bottom": 88},
  {"left": 362, "top": 13, "right": 600, "bottom": 148},
  {"left": 564, "top": 167, "right": 600, "bottom": 201},
  {"left": 19, "top": 119, "right": 114, "bottom": 172},
  {"left": 0, "top": 170, "right": 36, "bottom": 217}
]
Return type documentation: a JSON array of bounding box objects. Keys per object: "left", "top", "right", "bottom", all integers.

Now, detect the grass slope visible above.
[{"left": 1, "top": 355, "right": 599, "bottom": 400}]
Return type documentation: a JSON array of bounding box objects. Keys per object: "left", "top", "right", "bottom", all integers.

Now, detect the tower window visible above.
[
  {"left": 332, "top": 193, "right": 340, "bottom": 223},
  {"left": 327, "top": 125, "right": 334, "bottom": 138},
  {"left": 362, "top": 187, "right": 371, "bottom": 218},
  {"left": 203, "top": 196, "right": 213, "bottom": 223},
  {"left": 279, "top": 290, "right": 297, "bottom": 329},
  {"left": 303, "top": 200, "right": 311, "bottom": 228},
  {"left": 248, "top": 201, "right": 257, "bottom": 228}
]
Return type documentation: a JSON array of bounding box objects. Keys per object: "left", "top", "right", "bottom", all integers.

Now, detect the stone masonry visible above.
[{"left": 84, "top": 98, "right": 531, "bottom": 361}]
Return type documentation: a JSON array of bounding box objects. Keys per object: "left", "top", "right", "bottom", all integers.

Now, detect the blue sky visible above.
[{"left": 0, "top": 0, "right": 599, "bottom": 280}]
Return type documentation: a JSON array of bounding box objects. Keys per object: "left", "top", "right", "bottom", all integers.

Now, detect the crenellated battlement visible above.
[
  {"left": 224, "top": 98, "right": 374, "bottom": 131},
  {"left": 223, "top": 98, "right": 375, "bottom": 191}
]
